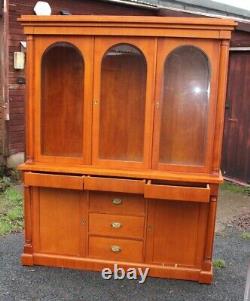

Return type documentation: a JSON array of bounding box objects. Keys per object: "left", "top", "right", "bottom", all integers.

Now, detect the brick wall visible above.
[
  {"left": 0, "top": 14, "right": 3, "bottom": 159},
  {"left": 0, "top": 3, "right": 6, "bottom": 163},
  {"left": 7, "top": 0, "right": 155, "bottom": 156}
]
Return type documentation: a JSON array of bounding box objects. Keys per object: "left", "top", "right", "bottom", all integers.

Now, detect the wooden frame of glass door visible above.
[
  {"left": 92, "top": 37, "right": 156, "bottom": 170},
  {"left": 33, "top": 36, "right": 94, "bottom": 165},
  {"left": 152, "top": 38, "right": 220, "bottom": 173}
]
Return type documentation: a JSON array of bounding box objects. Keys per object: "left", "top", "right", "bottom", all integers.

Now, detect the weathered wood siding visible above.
[{"left": 222, "top": 50, "right": 250, "bottom": 184}]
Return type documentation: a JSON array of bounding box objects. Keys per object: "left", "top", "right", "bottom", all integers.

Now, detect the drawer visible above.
[
  {"left": 24, "top": 172, "right": 84, "bottom": 190},
  {"left": 89, "top": 192, "right": 145, "bottom": 216},
  {"left": 84, "top": 176, "right": 144, "bottom": 194},
  {"left": 89, "top": 236, "right": 143, "bottom": 262},
  {"left": 89, "top": 213, "right": 144, "bottom": 239},
  {"left": 144, "top": 181, "right": 210, "bottom": 203}
]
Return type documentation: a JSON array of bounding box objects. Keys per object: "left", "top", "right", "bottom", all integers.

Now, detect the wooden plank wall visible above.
[
  {"left": 222, "top": 50, "right": 250, "bottom": 184},
  {"left": 221, "top": 29, "right": 250, "bottom": 184}
]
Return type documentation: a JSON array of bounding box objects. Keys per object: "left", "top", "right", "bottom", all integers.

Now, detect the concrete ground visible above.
[
  {"left": 0, "top": 186, "right": 249, "bottom": 301},
  {"left": 216, "top": 187, "right": 250, "bottom": 233}
]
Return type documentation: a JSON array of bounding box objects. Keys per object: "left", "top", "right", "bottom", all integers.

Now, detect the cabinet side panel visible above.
[
  {"left": 25, "top": 36, "right": 34, "bottom": 162},
  {"left": 212, "top": 40, "right": 230, "bottom": 172}
]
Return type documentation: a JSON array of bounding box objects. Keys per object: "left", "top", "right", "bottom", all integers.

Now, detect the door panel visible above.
[
  {"left": 99, "top": 44, "right": 146, "bottom": 162},
  {"left": 32, "top": 188, "right": 87, "bottom": 257},
  {"left": 146, "top": 200, "right": 208, "bottom": 267},
  {"left": 41, "top": 43, "right": 84, "bottom": 157},
  {"left": 92, "top": 37, "right": 156, "bottom": 170},
  {"left": 222, "top": 52, "right": 250, "bottom": 184},
  {"left": 159, "top": 46, "right": 209, "bottom": 166},
  {"left": 34, "top": 36, "right": 94, "bottom": 165},
  {"left": 153, "top": 39, "right": 220, "bottom": 173}
]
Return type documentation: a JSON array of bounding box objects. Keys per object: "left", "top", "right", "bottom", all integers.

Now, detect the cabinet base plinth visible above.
[
  {"left": 21, "top": 252, "right": 213, "bottom": 284},
  {"left": 21, "top": 253, "right": 34, "bottom": 266},
  {"left": 199, "top": 269, "right": 213, "bottom": 284}
]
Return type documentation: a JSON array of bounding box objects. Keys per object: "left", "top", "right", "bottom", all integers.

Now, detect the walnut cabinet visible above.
[{"left": 19, "top": 16, "right": 236, "bottom": 283}]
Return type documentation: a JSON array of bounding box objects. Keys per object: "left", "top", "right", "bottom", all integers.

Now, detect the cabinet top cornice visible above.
[
  {"left": 18, "top": 15, "right": 236, "bottom": 27},
  {"left": 19, "top": 15, "right": 236, "bottom": 39}
]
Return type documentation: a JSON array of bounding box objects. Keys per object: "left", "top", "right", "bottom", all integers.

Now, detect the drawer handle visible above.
[
  {"left": 111, "top": 222, "right": 122, "bottom": 229},
  {"left": 112, "top": 198, "right": 122, "bottom": 205},
  {"left": 111, "top": 245, "right": 121, "bottom": 253}
]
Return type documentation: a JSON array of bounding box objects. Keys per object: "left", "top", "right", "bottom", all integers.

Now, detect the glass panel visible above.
[
  {"left": 99, "top": 44, "right": 147, "bottom": 161},
  {"left": 159, "top": 46, "right": 210, "bottom": 166},
  {"left": 41, "top": 42, "right": 84, "bottom": 157}
]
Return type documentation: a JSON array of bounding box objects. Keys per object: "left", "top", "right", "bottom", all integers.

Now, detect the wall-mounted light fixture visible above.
[
  {"left": 13, "top": 41, "right": 27, "bottom": 70},
  {"left": 14, "top": 52, "right": 25, "bottom": 70}
]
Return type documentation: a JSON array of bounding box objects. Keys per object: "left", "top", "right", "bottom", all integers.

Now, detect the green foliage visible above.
[
  {"left": 4, "top": 187, "right": 22, "bottom": 204},
  {"left": 213, "top": 259, "right": 226, "bottom": 269},
  {"left": 0, "top": 221, "right": 12, "bottom": 236},
  {"left": 4, "top": 168, "right": 21, "bottom": 184},
  {"left": 0, "top": 176, "right": 11, "bottom": 192},
  {"left": 0, "top": 184, "right": 23, "bottom": 236},
  {"left": 8, "top": 169, "right": 21, "bottom": 184},
  {"left": 0, "top": 165, "right": 6, "bottom": 177},
  {"left": 221, "top": 181, "right": 250, "bottom": 195},
  {"left": 240, "top": 232, "right": 250, "bottom": 240}
]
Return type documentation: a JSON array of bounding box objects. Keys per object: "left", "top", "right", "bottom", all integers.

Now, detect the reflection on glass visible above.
[
  {"left": 193, "top": 86, "right": 201, "bottom": 94},
  {"left": 41, "top": 43, "right": 84, "bottom": 157},
  {"left": 99, "top": 44, "right": 147, "bottom": 162},
  {"left": 159, "top": 46, "right": 210, "bottom": 166}
]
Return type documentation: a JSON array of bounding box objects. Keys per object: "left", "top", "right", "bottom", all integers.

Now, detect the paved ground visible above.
[
  {"left": 0, "top": 186, "right": 249, "bottom": 301},
  {"left": 0, "top": 228, "right": 249, "bottom": 301},
  {"left": 216, "top": 187, "right": 250, "bottom": 233}
]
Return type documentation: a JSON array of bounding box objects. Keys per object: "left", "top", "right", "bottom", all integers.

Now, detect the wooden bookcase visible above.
[{"left": 18, "top": 16, "right": 236, "bottom": 283}]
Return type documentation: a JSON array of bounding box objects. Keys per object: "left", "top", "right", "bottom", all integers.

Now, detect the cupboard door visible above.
[
  {"left": 146, "top": 200, "right": 208, "bottom": 267},
  {"left": 34, "top": 37, "right": 93, "bottom": 165},
  {"left": 32, "top": 187, "right": 87, "bottom": 257},
  {"left": 92, "top": 37, "right": 156, "bottom": 170},
  {"left": 153, "top": 39, "right": 220, "bottom": 173}
]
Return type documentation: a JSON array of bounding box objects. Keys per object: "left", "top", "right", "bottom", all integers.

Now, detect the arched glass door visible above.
[
  {"left": 34, "top": 37, "right": 94, "bottom": 164},
  {"left": 99, "top": 44, "right": 146, "bottom": 162},
  {"left": 41, "top": 42, "right": 84, "bottom": 157},
  {"left": 159, "top": 46, "right": 210, "bottom": 166},
  {"left": 92, "top": 37, "right": 156, "bottom": 169},
  {"left": 153, "top": 39, "right": 219, "bottom": 173}
]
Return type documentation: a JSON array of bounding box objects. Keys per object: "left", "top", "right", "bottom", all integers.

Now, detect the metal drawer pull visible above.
[
  {"left": 111, "top": 222, "right": 122, "bottom": 229},
  {"left": 111, "top": 245, "right": 121, "bottom": 253},
  {"left": 112, "top": 198, "right": 122, "bottom": 205}
]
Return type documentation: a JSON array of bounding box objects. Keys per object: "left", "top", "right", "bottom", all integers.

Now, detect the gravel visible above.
[
  {"left": 0, "top": 227, "right": 249, "bottom": 301},
  {"left": 232, "top": 213, "right": 250, "bottom": 231}
]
